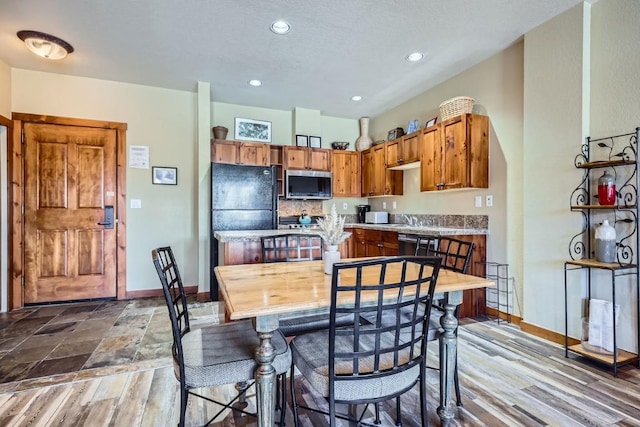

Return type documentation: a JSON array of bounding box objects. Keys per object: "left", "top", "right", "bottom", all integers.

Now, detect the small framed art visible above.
[
  {"left": 309, "top": 136, "right": 321, "bottom": 148},
  {"left": 425, "top": 117, "right": 438, "bottom": 128},
  {"left": 152, "top": 166, "right": 178, "bottom": 185},
  {"left": 234, "top": 117, "right": 272, "bottom": 143},
  {"left": 296, "top": 135, "right": 309, "bottom": 147}
]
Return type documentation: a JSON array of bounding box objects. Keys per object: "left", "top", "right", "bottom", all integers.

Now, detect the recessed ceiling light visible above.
[
  {"left": 17, "top": 30, "right": 74, "bottom": 60},
  {"left": 270, "top": 20, "right": 291, "bottom": 35},
  {"left": 248, "top": 80, "right": 262, "bottom": 87},
  {"left": 405, "top": 52, "right": 424, "bottom": 62},
  {"left": 351, "top": 95, "right": 363, "bottom": 102}
]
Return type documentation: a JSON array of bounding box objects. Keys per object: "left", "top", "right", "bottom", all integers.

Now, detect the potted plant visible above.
[{"left": 316, "top": 204, "right": 350, "bottom": 274}]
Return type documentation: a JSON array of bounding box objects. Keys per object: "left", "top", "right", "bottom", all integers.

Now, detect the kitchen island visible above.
[{"left": 214, "top": 223, "right": 489, "bottom": 317}]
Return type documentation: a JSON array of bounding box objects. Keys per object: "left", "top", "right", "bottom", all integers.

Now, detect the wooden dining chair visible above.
[
  {"left": 152, "top": 246, "right": 291, "bottom": 426},
  {"left": 416, "top": 235, "right": 475, "bottom": 406},
  {"left": 289, "top": 256, "right": 442, "bottom": 427}
]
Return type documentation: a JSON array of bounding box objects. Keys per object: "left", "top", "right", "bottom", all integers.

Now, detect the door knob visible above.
[{"left": 97, "top": 205, "right": 115, "bottom": 229}]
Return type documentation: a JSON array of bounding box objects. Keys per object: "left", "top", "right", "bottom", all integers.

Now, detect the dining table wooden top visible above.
[{"left": 214, "top": 258, "right": 494, "bottom": 321}]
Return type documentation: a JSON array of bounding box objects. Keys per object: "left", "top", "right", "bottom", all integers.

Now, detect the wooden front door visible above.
[{"left": 23, "top": 123, "right": 118, "bottom": 303}]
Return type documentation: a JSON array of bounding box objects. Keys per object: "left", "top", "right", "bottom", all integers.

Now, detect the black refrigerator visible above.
[{"left": 210, "top": 163, "right": 278, "bottom": 300}]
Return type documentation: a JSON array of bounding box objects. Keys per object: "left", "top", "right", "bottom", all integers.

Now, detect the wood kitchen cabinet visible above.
[
  {"left": 331, "top": 150, "right": 361, "bottom": 197},
  {"left": 269, "top": 145, "right": 284, "bottom": 197},
  {"left": 386, "top": 132, "right": 420, "bottom": 169},
  {"left": 211, "top": 139, "right": 270, "bottom": 166},
  {"left": 284, "top": 146, "right": 331, "bottom": 171},
  {"left": 420, "top": 114, "right": 488, "bottom": 191},
  {"left": 361, "top": 144, "right": 403, "bottom": 197},
  {"left": 352, "top": 228, "right": 398, "bottom": 257}
]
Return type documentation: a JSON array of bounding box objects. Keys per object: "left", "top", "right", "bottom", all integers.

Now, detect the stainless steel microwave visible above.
[{"left": 285, "top": 170, "right": 333, "bottom": 200}]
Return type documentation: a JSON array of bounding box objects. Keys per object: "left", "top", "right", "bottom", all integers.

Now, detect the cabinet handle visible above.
[
  {"left": 377, "top": 243, "right": 383, "bottom": 248},
  {"left": 398, "top": 159, "right": 404, "bottom": 163}
]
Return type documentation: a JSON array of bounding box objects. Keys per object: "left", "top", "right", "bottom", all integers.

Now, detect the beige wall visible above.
[
  {"left": 0, "top": 59, "right": 10, "bottom": 118},
  {"left": 369, "top": 42, "right": 523, "bottom": 315},
  {"left": 523, "top": 3, "right": 589, "bottom": 341},
  {"left": 588, "top": 0, "right": 640, "bottom": 349},
  {"left": 12, "top": 69, "right": 199, "bottom": 292}
]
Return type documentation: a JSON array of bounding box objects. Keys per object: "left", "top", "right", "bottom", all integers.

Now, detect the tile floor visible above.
[{"left": 0, "top": 297, "right": 220, "bottom": 388}]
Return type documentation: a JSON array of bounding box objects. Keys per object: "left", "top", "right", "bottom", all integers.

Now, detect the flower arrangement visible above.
[{"left": 316, "top": 203, "right": 350, "bottom": 247}]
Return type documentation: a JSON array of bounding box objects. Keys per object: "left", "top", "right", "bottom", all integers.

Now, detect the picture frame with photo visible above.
[
  {"left": 152, "top": 166, "right": 178, "bottom": 185},
  {"left": 296, "top": 134, "right": 309, "bottom": 147},
  {"left": 234, "top": 117, "right": 272, "bottom": 143},
  {"left": 407, "top": 120, "right": 419, "bottom": 134},
  {"left": 425, "top": 116, "right": 438, "bottom": 128},
  {"left": 309, "top": 136, "right": 321, "bottom": 148}
]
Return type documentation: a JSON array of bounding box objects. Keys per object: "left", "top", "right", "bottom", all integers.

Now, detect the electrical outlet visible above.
[
  {"left": 475, "top": 196, "right": 482, "bottom": 208},
  {"left": 392, "top": 201, "right": 397, "bottom": 210},
  {"left": 486, "top": 195, "right": 493, "bottom": 207},
  {"left": 382, "top": 202, "right": 387, "bottom": 209},
  {"left": 343, "top": 202, "right": 348, "bottom": 210}
]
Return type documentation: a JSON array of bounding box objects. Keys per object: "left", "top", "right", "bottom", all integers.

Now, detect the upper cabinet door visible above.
[
  {"left": 441, "top": 115, "right": 467, "bottom": 190},
  {"left": 308, "top": 148, "right": 331, "bottom": 171},
  {"left": 283, "top": 146, "right": 308, "bottom": 170},
  {"left": 420, "top": 126, "right": 440, "bottom": 191},
  {"left": 238, "top": 141, "right": 270, "bottom": 166},
  {"left": 332, "top": 151, "right": 361, "bottom": 197},
  {"left": 402, "top": 133, "right": 420, "bottom": 164},
  {"left": 212, "top": 139, "right": 239, "bottom": 164}
]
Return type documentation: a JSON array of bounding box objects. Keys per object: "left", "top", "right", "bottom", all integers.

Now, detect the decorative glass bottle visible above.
[
  {"left": 595, "top": 220, "right": 616, "bottom": 263},
  {"left": 597, "top": 170, "right": 616, "bottom": 205},
  {"left": 355, "top": 117, "right": 373, "bottom": 151}
]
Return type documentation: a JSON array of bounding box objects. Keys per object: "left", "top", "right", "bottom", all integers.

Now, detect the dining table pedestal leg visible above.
[
  {"left": 254, "top": 315, "right": 279, "bottom": 427},
  {"left": 437, "top": 291, "right": 462, "bottom": 427}
]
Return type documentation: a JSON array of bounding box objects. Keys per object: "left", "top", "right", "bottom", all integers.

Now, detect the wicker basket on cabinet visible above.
[{"left": 439, "top": 96, "right": 475, "bottom": 121}]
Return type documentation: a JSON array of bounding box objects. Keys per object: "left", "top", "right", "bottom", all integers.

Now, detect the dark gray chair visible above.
[
  {"left": 152, "top": 246, "right": 291, "bottom": 426},
  {"left": 289, "top": 256, "right": 442, "bottom": 426},
  {"left": 262, "top": 233, "right": 324, "bottom": 263},
  {"left": 416, "top": 235, "right": 475, "bottom": 406}
]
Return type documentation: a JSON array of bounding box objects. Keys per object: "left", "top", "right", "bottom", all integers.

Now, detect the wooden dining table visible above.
[{"left": 214, "top": 258, "right": 494, "bottom": 427}]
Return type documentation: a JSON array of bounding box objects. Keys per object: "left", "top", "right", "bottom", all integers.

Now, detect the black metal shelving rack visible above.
[{"left": 564, "top": 127, "right": 640, "bottom": 377}]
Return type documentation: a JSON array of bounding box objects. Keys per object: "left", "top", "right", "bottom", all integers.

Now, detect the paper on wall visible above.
[
  {"left": 588, "top": 298, "right": 620, "bottom": 353},
  {"left": 129, "top": 145, "right": 149, "bottom": 168}
]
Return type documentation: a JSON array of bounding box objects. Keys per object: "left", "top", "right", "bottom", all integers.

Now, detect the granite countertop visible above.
[{"left": 214, "top": 223, "right": 488, "bottom": 243}]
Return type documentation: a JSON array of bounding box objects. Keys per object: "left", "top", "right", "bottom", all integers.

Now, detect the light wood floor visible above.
[{"left": 1, "top": 317, "right": 640, "bottom": 426}]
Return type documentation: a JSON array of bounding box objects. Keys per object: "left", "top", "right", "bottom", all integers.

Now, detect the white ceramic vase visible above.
[
  {"left": 324, "top": 245, "right": 341, "bottom": 274},
  {"left": 355, "top": 117, "right": 373, "bottom": 151}
]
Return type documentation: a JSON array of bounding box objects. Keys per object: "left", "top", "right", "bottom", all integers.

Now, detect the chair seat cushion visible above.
[
  {"left": 279, "top": 313, "right": 355, "bottom": 337},
  {"left": 291, "top": 330, "right": 421, "bottom": 402},
  {"left": 177, "top": 319, "right": 291, "bottom": 388}
]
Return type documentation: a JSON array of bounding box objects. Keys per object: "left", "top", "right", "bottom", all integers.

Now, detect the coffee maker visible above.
[{"left": 356, "top": 205, "right": 371, "bottom": 223}]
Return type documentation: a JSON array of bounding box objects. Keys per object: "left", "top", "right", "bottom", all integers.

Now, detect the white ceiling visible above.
[{"left": 0, "top": 0, "right": 583, "bottom": 119}]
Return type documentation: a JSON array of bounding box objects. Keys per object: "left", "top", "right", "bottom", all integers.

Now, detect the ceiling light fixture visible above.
[
  {"left": 351, "top": 95, "right": 363, "bottom": 102},
  {"left": 17, "top": 30, "right": 74, "bottom": 60},
  {"left": 270, "top": 20, "right": 291, "bottom": 35},
  {"left": 248, "top": 79, "right": 263, "bottom": 87},
  {"left": 405, "top": 52, "right": 424, "bottom": 62}
]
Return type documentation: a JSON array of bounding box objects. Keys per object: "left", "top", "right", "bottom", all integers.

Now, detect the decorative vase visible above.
[
  {"left": 212, "top": 126, "right": 228, "bottom": 140},
  {"left": 355, "top": 117, "right": 373, "bottom": 151},
  {"left": 597, "top": 170, "right": 616, "bottom": 205},
  {"left": 595, "top": 220, "right": 616, "bottom": 263},
  {"left": 324, "top": 245, "right": 341, "bottom": 274}
]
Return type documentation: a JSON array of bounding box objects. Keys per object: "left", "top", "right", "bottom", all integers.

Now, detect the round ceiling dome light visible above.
[
  {"left": 17, "top": 30, "right": 74, "bottom": 60},
  {"left": 270, "top": 20, "right": 291, "bottom": 35},
  {"left": 248, "top": 79, "right": 263, "bottom": 87},
  {"left": 405, "top": 52, "right": 424, "bottom": 62},
  {"left": 351, "top": 95, "right": 363, "bottom": 102}
]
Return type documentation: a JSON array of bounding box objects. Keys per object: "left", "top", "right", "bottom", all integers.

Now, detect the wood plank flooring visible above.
[{"left": 1, "top": 312, "right": 640, "bottom": 426}]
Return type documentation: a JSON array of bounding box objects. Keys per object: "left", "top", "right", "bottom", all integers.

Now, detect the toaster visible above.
[{"left": 365, "top": 211, "right": 389, "bottom": 224}]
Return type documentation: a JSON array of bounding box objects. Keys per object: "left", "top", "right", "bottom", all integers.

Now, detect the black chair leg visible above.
[
  {"left": 290, "top": 365, "right": 300, "bottom": 427},
  {"left": 419, "top": 372, "right": 427, "bottom": 427},
  {"left": 179, "top": 387, "right": 188, "bottom": 427},
  {"left": 279, "top": 373, "right": 287, "bottom": 426},
  {"left": 396, "top": 396, "right": 402, "bottom": 426}
]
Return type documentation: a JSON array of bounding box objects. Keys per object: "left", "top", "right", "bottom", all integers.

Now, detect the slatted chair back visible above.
[
  {"left": 152, "top": 247, "right": 190, "bottom": 362},
  {"left": 261, "top": 234, "right": 324, "bottom": 262},
  {"left": 416, "top": 235, "right": 474, "bottom": 274},
  {"left": 327, "top": 256, "right": 441, "bottom": 422}
]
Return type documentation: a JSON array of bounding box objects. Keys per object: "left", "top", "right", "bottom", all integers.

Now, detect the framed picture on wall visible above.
[
  {"left": 309, "top": 136, "right": 321, "bottom": 148},
  {"left": 152, "top": 166, "right": 178, "bottom": 185},
  {"left": 234, "top": 117, "right": 272, "bottom": 143},
  {"left": 296, "top": 134, "right": 309, "bottom": 147}
]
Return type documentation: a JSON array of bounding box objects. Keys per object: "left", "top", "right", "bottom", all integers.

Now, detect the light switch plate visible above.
[
  {"left": 382, "top": 202, "right": 387, "bottom": 209},
  {"left": 475, "top": 196, "right": 482, "bottom": 207},
  {"left": 131, "top": 199, "right": 142, "bottom": 209},
  {"left": 392, "top": 201, "right": 397, "bottom": 210}
]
